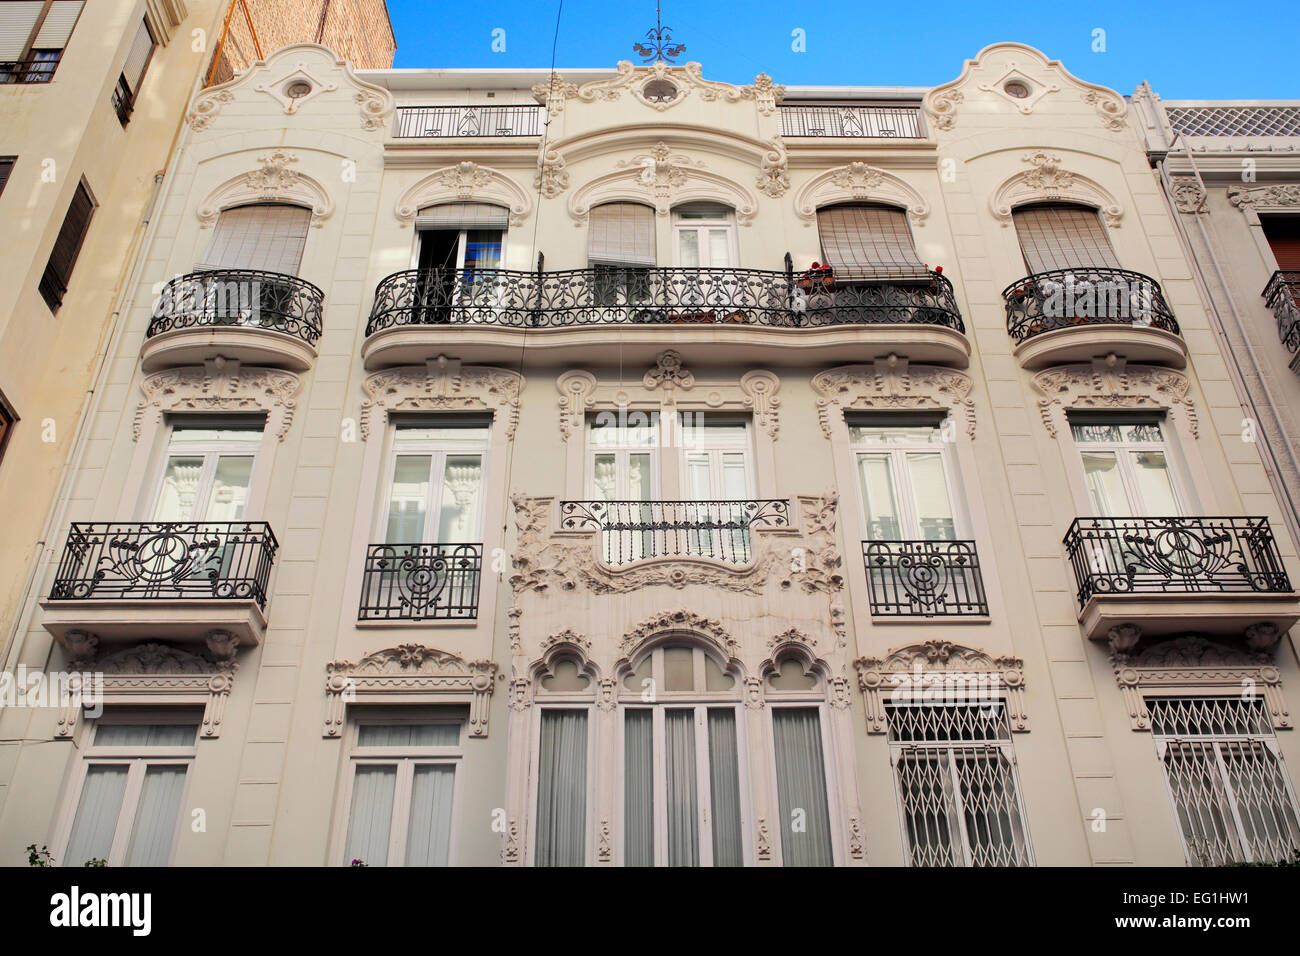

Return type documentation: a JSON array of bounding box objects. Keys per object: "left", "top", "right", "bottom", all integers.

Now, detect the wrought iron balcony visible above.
[
  {"left": 148, "top": 269, "right": 324, "bottom": 345},
  {"left": 393, "top": 105, "right": 545, "bottom": 138},
  {"left": 0, "top": 56, "right": 60, "bottom": 84},
  {"left": 779, "top": 104, "right": 924, "bottom": 138},
  {"left": 1003, "top": 268, "right": 1179, "bottom": 343},
  {"left": 559, "top": 499, "right": 790, "bottom": 567},
  {"left": 862, "top": 539, "right": 989, "bottom": 617},
  {"left": 366, "top": 267, "right": 962, "bottom": 335},
  {"left": 1264, "top": 271, "right": 1300, "bottom": 353},
  {"left": 1063, "top": 517, "right": 1292, "bottom": 606},
  {"left": 358, "top": 543, "right": 482, "bottom": 621},
  {"left": 48, "top": 522, "right": 278, "bottom": 608}
]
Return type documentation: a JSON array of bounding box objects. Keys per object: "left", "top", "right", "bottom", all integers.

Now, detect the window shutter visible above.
[
  {"left": 588, "top": 202, "right": 656, "bottom": 266},
  {"left": 415, "top": 202, "right": 509, "bottom": 230},
  {"left": 1012, "top": 204, "right": 1120, "bottom": 273},
  {"left": 121, "top": 17, "right": 154, "bottom": 93},
  {"left": 0, "top": 158, "right": 13, "bottom": 197},
  {"left": 40, "top": 179, "right": 94, "bottom": 309},
  {"left": 0, "top": 3, "right": 44, "bottom": 59},
  {"left": 31, "top": 0, "right": 83, "bottom": 48},
  {"left": 200, "top": 204, "right": 311, "bottom": 275},
  {"left": 1262, "top": 218, "right": 1300, "bottom": 271},
  {"left": 816, "top": 205, "right": 929, "bottom": 281}
]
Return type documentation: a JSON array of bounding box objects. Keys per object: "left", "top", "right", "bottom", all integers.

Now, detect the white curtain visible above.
[
  {"left": 536, "top": 711, "right": 588, "bottom": 866},
  {"left": 344, "top": 766, "right": 397, "bottom": 866},
  {"left": 707, "top": 710, "right": 744, "bottom": 867},
  {"left": 624, "top": 711, "right": 654, "bottom": 866},
  {"left": 772, "top": 709, "right": 834, "bottom": 866},
  {"left": 125, "top": 766, "right": 186, "bottom": 866},
  {"left": 405, "top": 766, "right": 455, "bottom": 866},
  {"left": 94, "top": 723, "right": 196, "bottom": 747},
  {"left": 63, "top": 765, "right": 127, "bottom": 866},
  {"left": 665, "top": 709, "right": 699, "bottom": 866},
  {"left": 357, "top": 723, "right": 459, "bottom": 747}
]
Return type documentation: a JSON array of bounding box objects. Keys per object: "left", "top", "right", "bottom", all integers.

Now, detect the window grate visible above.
[{"left": 1167, "top": 106, "right": 1300, "bottom": 137}]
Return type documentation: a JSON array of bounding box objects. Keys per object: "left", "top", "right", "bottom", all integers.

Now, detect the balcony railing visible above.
[
  {"left": 1004, "top": 268, "right": 1179, "bottom": 343},
  {"left": 148, "top": 269, "right": 324, "bottom": 346},
  {"left": 559, "top": 499, "right": 790, "bottom": 567},
  {"left": 393, "top": 105, "right": 545, "bottom": 138},
  {"left": 358, "top": 543, "right": 482, "bottom": 621},
  {"left": 366, "top": 267, "right": 962, "bottom": 334},
  {"left": 779, "top": 104, "right": 924, "bottom": 138},
  {"left": 48, "top": 522, "right": 278, "bottom": 608},
  {"left": 1063, "top": 517, "right": 1292, "bottom": 606},
  {"left": 0, "top": 56, "right": 60, "bottom": 84},
  {"left": 1264, "top": 271, "right": 1300, "bottom": 353},
  {"left": 862, "top": 539, "right": 989, "bottom": 617}
]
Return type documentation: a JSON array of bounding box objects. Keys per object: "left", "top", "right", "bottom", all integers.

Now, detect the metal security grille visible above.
[
  {"left": 1167, "top": 106, "right": 1300, "bottom": 137},
  {"left": 1149, "top": 697, "right": 1300, "bottom": 866},
  {"left": 887, "top": 704, "right": 1033, "bottom": 867}
]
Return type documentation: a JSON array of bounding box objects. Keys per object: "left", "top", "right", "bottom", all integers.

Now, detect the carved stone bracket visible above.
[
  {"left": 739, "top": 369, "right": 781, "bottom": 439},
  {"left": 324, "top": 644, "right": 498, "bottom": 738},
  {"left": 756, "top": 138, "right": 789, "bottom": 199},
  {"left": 134, "top": 358, "right": 301, "bottom": 442},
  {"left": 556, "top": 370, "right": 598, "bottom": 441},
  {"left": 360, "top": 357, "right": 524, "bottom": 441},
  {"left": 1031, "top": 356, "right": 1197, "bottom": 438},
  {"left": 854, "top": 640, "right": 1028, "bottom": 734},
  {"left": 812, "top": 357, "right": 976, "bottom": 439},
  {"left": 990, "top": 151, "right": 1123, "bottom": 228},
  {"left": 794, "top": 163, "right": 929, "bottom": 225},
  {"left": 196, "top": 149, "right": 335, "bottom": 228},
  {"left": 1169, "top": 176, "right": 1207, "bottom": 214}
]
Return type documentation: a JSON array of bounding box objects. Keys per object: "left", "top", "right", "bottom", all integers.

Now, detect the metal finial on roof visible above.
[{"left": 632, "top": 0, "right": 685, "bottom": 64}]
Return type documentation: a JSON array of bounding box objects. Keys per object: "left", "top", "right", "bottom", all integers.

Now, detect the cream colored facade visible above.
[{"left": 2, "top": 41, "right": 1299, "bottom": 867}]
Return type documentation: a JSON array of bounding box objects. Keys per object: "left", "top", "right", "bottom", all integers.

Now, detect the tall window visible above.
[
  {"left": 153, "top": 421, "right": 263, "bottom": 522},
  {"left": 673, "top": 203, "right": 735, "bottom": 268},
  {"left": 382, "top": 420, "right": 488, "bottom": 544},
  {"left": 1261, "top": 216, "right": 1300, "bottom": 271},
  {"left": 887, "top": 702, "right": 1033, "bottom": 867},
  {"left": 588, "top": 202, "right": 655, "bottom": 307},
  {"left": 341, "top": 711, "right": 463, "bottom": 867},
  {"left": 39, "top": 177, "right": 94, "bottom": 311},
  {"left": 1150, "top": 697, "right": 1300, "bottom": 866},
  {"left": 112, "top": 17, "right": 156, "bottom": 125},
  {"left": 1012, "top": 203, "right": 1120, "bottom": 273},
  {"left": 535, "top": 708, "right": 589, "bottom": 866},
  {"left": 850, "top": 415, "right": 957, "bottom": 541},
  {"left": 1071, "top": 415, "right": 1182, "bottom": 517},
  {"left": 768, "top": 658, "right": 835, "bottom": 866},
  {"left": 0, "top": 1, "right": 83, "bottom": 83},
  {"left": 199, "top": 203, "right": 311, "bottom": 276},
  {"left": 61, "top": 711, "right": 197, "bottom": 867},
  {"left": 414, "top": 203, "right": 508, "bottom": 320},
  {"left": 620, "top": 643, "right": 745, "bottom": 867},
  {"left": 816, "top": 204, "right": 929, "bottom": 281}
]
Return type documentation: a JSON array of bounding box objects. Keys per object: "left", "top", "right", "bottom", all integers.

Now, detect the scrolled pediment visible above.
[
  {"left": 134, "top": 358, "right": 301, "bottom": 442},
  {"left": 811, "top": 357, "right": 975, "bottom": 439},
  {"left": 196, "top": 149, "right": 334, "bottom": 227},
  {"left": 1031, "top": 356, "right": 1197, "bottom": 438}
]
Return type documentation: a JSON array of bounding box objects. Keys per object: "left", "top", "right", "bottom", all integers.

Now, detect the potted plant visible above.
[{"left": 798, "top": 262, "right": 834, "bottom": 291}]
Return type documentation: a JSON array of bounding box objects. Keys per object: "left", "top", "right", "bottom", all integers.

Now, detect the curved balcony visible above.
[
  {"left": 362, "top": 267, "right": 968, "bottom": 369},
  {"left": 1264, "top": 271, "right": 1300, "bottom": 373},
  {"left": 1003, "top": 268, "right": 1185, "bottom": 369},
  {"left": 142, "top": 270, "right": 324, "bottom": 372}
]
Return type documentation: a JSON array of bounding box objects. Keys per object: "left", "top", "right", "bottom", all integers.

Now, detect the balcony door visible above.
[
  {"left": 588, "top": 415, "right": 658, "bottom": 564},
  {"left": 382, "top": 422, "right": 489, "bottom": 545},
  {"left": 850, "top": 418, "right": 957, "bottom": 542},
  {"left": 589, "top": 202, "right": 656, "bottom": 316},
  {"left": 1011, "top": 203, "right": 1120, "bottom": 274},
  {"left": 681, "top": 417, "right": 754, "bottom": 561},
  {"left": 673, "top": 203, "right": 735, "bottom": 268},
  {"left": 1070, "top": 417, "right": 1183, "bottom": 518},
  {"left": 414, "top": 203, "right": 507, "bottom": 322},
  {"left": 153, "top": 423, "right": 263, "bottom": 522}
]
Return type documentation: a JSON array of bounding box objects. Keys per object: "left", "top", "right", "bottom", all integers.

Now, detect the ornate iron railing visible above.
[
  {"left": 393, "top": 105, "right": 545, "bottom": 138},
  {"left": 862, "top": 539, "right": 989, "bottom": 617},
  {"left": 1063, "top": 517, "right": 1292, "bottom": 605},
  {"left": 1003, "top": 268, "right": 1179, "bottom": 343},
  {"left": 1264, "top": 271, "right": 1300, "bottom": 353},
  {"left": 148, "top": 269, "right": 324, "bottom": 346},
  {"left": 0, "top": 56, "right": 60, "bottom": 84},
  {"left": 358, "top": 543, "right": 482, "bottom": 620},
  {"left": 366, "top": 267, "right": 962, "bottom": 334},
  {"left": 779, "top": 104, "right": 924, "bottom": 138},
  {"left": 559, "top": 499, "right": 790, "bottom": 567},
  {"left": 48, "top": 522, "right": 278, "bottom": 608}
]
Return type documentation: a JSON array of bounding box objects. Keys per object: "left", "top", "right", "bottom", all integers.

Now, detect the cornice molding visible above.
[
  {"left": 360, "top": 357, "right": 524, "bottom": 441},
  {"left": 811, "top": 357, "right": 976, "bottom": 439},
  {"left": 134, "top": 358, "right": 301, "bottom": 442}
]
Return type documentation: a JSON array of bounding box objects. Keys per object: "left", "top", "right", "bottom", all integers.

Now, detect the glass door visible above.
[
  {"left": 682, "top": 418, "right": 753, "bottom": 561},
  {"left": 673, "top": 204, "right": 736, "bottom": 322},
  {"left": 589, "top": 416, "right": 658, "bottom": 563},
  {"left": 849, "top": 422, "right": 957, "bottom": 541},
  {"left": 154, "top": 425, "right": 262, "bottom": 522},
  {"left": 1071, "top": 420, "right": 1182, "bottom": 517},
  {"left": 383, "top": 425, "right": 489, "bottom": 544}
]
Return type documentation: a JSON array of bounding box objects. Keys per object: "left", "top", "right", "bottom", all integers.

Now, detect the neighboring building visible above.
[
  {"left": 2, "top": 40, "right": 1299, "bottom": 867},
  {"left": 0, "top": 2, "right": 394, "bottom": 695}
]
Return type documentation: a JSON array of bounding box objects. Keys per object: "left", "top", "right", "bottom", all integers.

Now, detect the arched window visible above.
[
  {"left": 532, "top": 650, "right": 595, "bottom": 867},
  {"left": 1011, "top": 202, "right": 1119, "bottom": 274},
  {"left": 815, "top": 203, "right": 928, "bottom": 282},
  {"left": 411, "top": 202, "right": 510, "bottom": 321},
  {"left": 199, "top": 203, "right": 311, "bottom": 276},
  {"left": 765, "top": 652, "right": 836, "bottom": 866},
  {"left": 619, "top": 640, "right": 745, "bottom": 866},
  {"left": 588, "top": 202, "right": 656, "bottom": 307}
]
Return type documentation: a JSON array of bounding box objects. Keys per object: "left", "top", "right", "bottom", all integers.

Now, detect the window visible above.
[
  {"left": 1012, "top": 203, "right": 1120, "bottom": 273},
  {"left": 153, "top": 421, "right": 263, "bottom": 521},
  {"left": 0, "top": 389, "right": 15, "bottom": 469},
  {"left": 341, "top": 712, "right": 464, "bottom": 867},
  {"left": 1150, "top": 697, "right": 1300, "bottom": 866},
  {"left": 1261, "top": 216, "right": 1300, "bottom": 272},
  {"left": 1071, "top": 415, "right": 1182, "bottom": 517},
  {"left": 887, "top": 702, "right": 1033, "bottom": 867},
  {"left": 850, "top": 415, "right": 957, "bottom": 541},
  {"left": 199, "top": 203, "right": 311, "bottom": 276},
  {"left": 535, "top": 709, "right": 589, "bottom": 866},
  {"left": 111, "top": 17, "right": 156, "bottom": 125},
  {"left": 673, "top": 203, "right": 735, "bottom": 268},
  {"left": 0, "top": 1, "right": 82, "bottom": 83},
  {"left": 38, "top": 177, "right": 94, "bottom": 312},
  {"left": 589, "top": 202, "right": 655, "bottom": 307},
  {"left": 817, "top": 204, "right": 929, "bottom": 281},
  {"left": 0, "top": 156, "right": 13, "bottom": 197},
  {"left": 61, "top": 711, "right": 197, "bottom": 866},
  {"left": 771, "top": 707, "right": 835, "bottom": 866},
  {"left": 620, "top": 644, "right": 745, "bottom": 866},
  {"left": 382, "top": 420, "right": 488, "bottom": 544},
  {"left": 413, "top": 203, "right": 508, "bottom": 320}
]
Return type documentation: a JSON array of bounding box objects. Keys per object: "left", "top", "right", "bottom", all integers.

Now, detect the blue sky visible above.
[{"left": 387, "top": 0, "right": 1297, "bottom": 98}]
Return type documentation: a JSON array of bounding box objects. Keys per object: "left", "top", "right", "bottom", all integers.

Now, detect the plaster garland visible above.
[
  {"left": 134, "top": 358, "right": 301, "bottom": 442},
  {"left": 360, "top": 357, "right": 524, "bottom": 441},
  {"left": 568, "top": 151, "right": 758, "bottom": 225},
  {"left": 989, "top": 151, "right": 1123, "bottom": 228},
  {"left": 811, "top": 357, "right": 976, "bottom": 440},
  {"left": 1228, "top": 184, "right": 1300, "bottom": 213},
  {"left": 395, "top": 162, "right": 533, "bottom": 227},
  {"left": 794, "top": 163, "right": 930, "bottom": 225},
  {"left": 1031, "top": 356, "right": 1198, "bottom": 438},
  {"left": 534, "top": 61, "right": 761, "bottom": 114},
  {"left": 196, "top": 149, "right": 334, "bottom": 228}
]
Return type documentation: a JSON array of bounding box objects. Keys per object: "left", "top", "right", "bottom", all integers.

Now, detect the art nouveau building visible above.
[{"left": 2, "top": 40, "right": 1300, "bottom": 867}]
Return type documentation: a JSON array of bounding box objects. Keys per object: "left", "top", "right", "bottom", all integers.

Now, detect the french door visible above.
[
  {"left": 153, "top": 424, "right": 262, "bottom": 522},
  {"left": 682, "top": 418, "right": 753, "bottom": 561}
]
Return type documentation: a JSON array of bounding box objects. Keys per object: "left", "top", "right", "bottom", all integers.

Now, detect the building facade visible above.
[{"left": 1, "top": 40, "right": 1299, "bottom": 867}]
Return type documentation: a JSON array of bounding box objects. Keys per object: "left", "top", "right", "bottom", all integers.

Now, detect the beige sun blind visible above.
[
  {"left": 198, "top": 204, "right": 311, "bottom": 276},
  {"left": 121, "top": 18, "right": 154, "bottom": 92},
  {"left": 31, "top": 1, "right": 83, "bottom": 48},
  {"left": 1012, "top": 204, "right": 1120, "bottom": 273},
  {"left": 0, "top": 3, "right": 45, "bottom": 58},
  {"left": 588, "top": 202, "right": 656, "bottom": 266},
  {"left": 817, "top": 205, "right": 929, "bottom": 281},
  {"left": 415, "top": 202, "right": 509, "bottom": 229}
]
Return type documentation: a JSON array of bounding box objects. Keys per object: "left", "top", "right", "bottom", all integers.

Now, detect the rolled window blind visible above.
[
  {"left": 415, "top": 202, "right": 509, "bottom": 230},
  {"left": 121, "top": 17, "right": 154, "bottom": 93},
  {"left": 817, "top": 205, "right": 928, "bottom": 281},
  {"left": 588, "top": 202, "right": 656, "bottom": 266},
  {"left": 200, "top": 204, "right": 311, "bottom": 275},
  {"left": 1012, "top": 204, "right": 1120, "bottom": 273},
  {"left": 32, "top": 0, "right": 83, "bottom": 48},
  {"left": 0, "top": 3, "right": 45, "bottom": 59}
]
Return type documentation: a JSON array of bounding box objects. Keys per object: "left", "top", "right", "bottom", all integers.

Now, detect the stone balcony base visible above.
[
  {"left": 39, "top": 599, "right": 268, "bottom": 649},
  {"left": 1078, "top": 591, "right": 1300, "bottom": 642}
]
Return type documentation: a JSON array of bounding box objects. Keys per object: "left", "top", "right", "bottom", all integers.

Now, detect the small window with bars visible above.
[
  {"left": 886, "top": 702, "right": 1033, "bottom": 867},
  {"left": 1148, "top": 696, "right": 1300, "bottom": 866}
]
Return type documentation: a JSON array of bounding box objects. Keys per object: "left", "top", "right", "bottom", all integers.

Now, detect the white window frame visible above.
[
  {"left": 848, "top": 417, "right": 966, "bottom": 540},
  {"left": 150, "top": 420, "right": 264, "bottom": 521},
  {"left": 377, "top": 421, "right": 491, "bottom": 544},
  {"left": 671, "top": 204, "right": 738, "bottom": 268},
  {"left": 411, "top": 226, "right": 508, "bottom": 272},
  {"left": 765, "top": 677, "right": 841, "bottom": 867},
  {"left": 53, "top": 709, "right": 198, "bottom": 867},
  {"left": 333, "top": 711, "right": 465, "bottom": 867},
  {"left": 1070, "top": 416, "right": 1190, "bottom": 517},
  {"left": 527, "top": 704, "right": 595, "bottom": 866},
  {"left": 680, "top": 415, "right": 755, "bottom": 500},
  {"left": 586, "top": 413, "right": 660, "bottom": 499}
]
